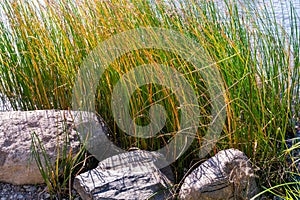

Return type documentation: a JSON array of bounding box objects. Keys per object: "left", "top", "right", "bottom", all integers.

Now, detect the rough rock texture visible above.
[
  {"left": 74, "top": 150, "right": 174, "bottom": 200},
  {"left": 179, "top": 148, "right": 259, "bottom": 200},
  {"left": 0, "top": 110, "right": 110, "bottom": 185}
]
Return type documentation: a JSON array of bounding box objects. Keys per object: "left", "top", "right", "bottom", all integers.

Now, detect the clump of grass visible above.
[
  {"left": 31, "top": 130, "right": 88, "bottom": 199},
  {"left": 251, "top": 146, "right": 300, "bottom": 200},
  {"left": 0, "top": 0, "right": 299, "bottom": 198}
]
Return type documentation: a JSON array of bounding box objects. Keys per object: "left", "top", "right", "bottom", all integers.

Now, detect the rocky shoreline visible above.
[{"left": 0, "top": 110, "right": 299, "bottom": 199}]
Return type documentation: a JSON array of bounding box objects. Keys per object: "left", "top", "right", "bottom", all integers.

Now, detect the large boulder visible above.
[
  {"left": 74, "top": 150, "right": 174, "bottom": 200},
  {"left": 0, "top": 110, "right": 111, "bottom": 185},
  {"left": 179, "top": 148, "right": 259, "bottom": 200}
]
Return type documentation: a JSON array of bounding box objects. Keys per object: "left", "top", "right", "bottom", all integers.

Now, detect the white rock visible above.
[
  {"left": 74, "top": 150, "right": 174, "bottom": 200},
  {"left": 0, "top": 110, "right": 109, "bottom": 185},
  {"left": 179, "top": 148, "right": 259, "bottom": 200}
]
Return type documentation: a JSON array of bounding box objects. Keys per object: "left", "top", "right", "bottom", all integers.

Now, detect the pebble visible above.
[{"left": 0, "top": 182, "right": 81, "bottom": 200}]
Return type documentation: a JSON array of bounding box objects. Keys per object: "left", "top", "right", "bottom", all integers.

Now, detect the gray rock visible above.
[
  {"left": 74, "top": 150, "right": 174, "bottom": 200},
  {"left": 179, "top": 148, "right": 259, "bottom": 200},
  {"left": 0, "top": 110, "right": 111, "bottom": 185}
]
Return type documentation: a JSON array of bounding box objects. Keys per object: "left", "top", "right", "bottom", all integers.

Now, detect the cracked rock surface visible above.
[
  {"left": 74, "top": 150, "right": 174, "bottom": 200},
  {"left": 179, "top": 148, "right": 259, "bottom": 200}
]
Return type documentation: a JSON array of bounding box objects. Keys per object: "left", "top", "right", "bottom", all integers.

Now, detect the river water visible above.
[
  {"left": 219, "top": 0, "right": 300, "bottom": 34},
  {"left": 0, "top": 0, "right": 299, "bottom": 111}
]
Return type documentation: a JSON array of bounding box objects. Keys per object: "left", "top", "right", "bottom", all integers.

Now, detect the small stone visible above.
[
  {"left": 43, "top": 193, "right": 51, "bottom": 199},
  {"left": 23, "top": 185, "right": 36, "bottom": 192}
]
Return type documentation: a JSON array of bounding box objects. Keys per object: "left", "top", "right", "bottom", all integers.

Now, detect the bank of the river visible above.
[{"left": 0, "top": 0, "right": 299, "bottom": 199}]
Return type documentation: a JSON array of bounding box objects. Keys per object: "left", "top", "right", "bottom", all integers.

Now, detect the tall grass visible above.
[{"left": 0, "top": 0, "right": 299, "bottom": 198}]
